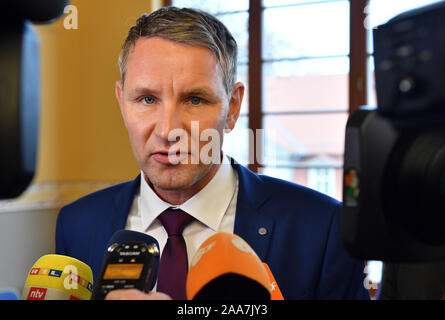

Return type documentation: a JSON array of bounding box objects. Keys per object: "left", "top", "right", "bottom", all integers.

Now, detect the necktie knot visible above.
[{"left": 158, "top": 208, "right": 194, "bottom": 236}]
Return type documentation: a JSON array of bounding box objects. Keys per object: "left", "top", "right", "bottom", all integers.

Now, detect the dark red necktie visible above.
[{"left": 156, "top": 208, "right": 194, "bottom": 300}]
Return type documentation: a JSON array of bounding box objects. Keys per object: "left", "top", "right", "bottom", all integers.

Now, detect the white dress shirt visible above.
[{"left": 125, "top": 154, "right": 239, "bottom": 289}]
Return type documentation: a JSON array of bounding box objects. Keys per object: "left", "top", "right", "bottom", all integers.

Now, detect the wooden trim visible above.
[
  {"left": 248, "top": 0, "right": 263, "bottom": 173},
  {"left": 349, "top": 0, "right": 368, "bottom": 115},
  {"left": 162, "top": 0, "right": 172, "bottom": 7}
]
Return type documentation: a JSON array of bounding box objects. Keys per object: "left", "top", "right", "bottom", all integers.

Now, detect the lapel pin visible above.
[{"left": 258, "top": 227, "right": 267, "bottom": 235}]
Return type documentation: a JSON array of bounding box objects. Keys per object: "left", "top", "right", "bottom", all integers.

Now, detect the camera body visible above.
[
  {"left": 341, "top": 2, "right": 445, "bottom": 262},
  {"left": 0, "top": 1, "right": 68, "bottom": 199},
  {"left": 0, "top": 21, "right": 40, "bottom": 199},
  {"left": 373, "top": 1, "right": 445, "bottom": 126}
]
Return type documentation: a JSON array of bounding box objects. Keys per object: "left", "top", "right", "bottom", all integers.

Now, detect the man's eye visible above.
[
  {"left": 142, "top": 97, "right": 155, "bottom": 105},
  {"left": 190, "top": 97, "right": 202, "bottom": 105}
]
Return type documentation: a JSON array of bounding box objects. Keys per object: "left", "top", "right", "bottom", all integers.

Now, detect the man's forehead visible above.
[
  {"left": 124, "top": 37, "right": 225, "bottom": 91},
  {"left": 125, "top": 37, "right": 222, "bottom": 76},
  {"left": 129, "top": 36, "right": 219, "bottom": 62}
]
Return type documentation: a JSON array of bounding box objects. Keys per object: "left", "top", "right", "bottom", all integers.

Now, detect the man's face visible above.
[{"left": 116, "top": 37, "right": 243, "bottom": 197}]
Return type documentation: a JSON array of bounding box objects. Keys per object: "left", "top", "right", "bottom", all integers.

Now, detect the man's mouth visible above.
[{"left": 152, "top": 151, "right": 190, "bottom": 164}]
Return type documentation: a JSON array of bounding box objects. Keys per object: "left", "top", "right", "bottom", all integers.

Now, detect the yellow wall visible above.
[
  {"left": 33, "top": 0, "right": 151, "bottom": 184},
  {"left": 0, "top": 2, "right": 163, "bottom": 292}
]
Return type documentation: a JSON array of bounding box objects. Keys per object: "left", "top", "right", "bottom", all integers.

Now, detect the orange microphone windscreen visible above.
[
  {"left": 186, "top": 232, "right": 271, "bottom": 300},
  {"left": 263, "top": 263, "right": 284, "bottom": 300}
]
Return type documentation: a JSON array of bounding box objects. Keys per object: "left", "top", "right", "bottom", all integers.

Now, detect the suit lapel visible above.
[
  {"left": 90, "top": 175, "right": 140, "bottom": 277},
  {"left": 232, "top": 161, "right": 275, "bottom": 262},
  {"left": 111, "top": 175, "right": 141, "bottom": 230}
]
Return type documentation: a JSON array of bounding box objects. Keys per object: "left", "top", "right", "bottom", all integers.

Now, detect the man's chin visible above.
[
  {"left": 143, "top": 167, "right": 199, "bottom": 190},
  {"left": 151, "top": 179, "right": 192, "bottom": 191},
  {"left": 142, "top": 162, "right": 216, "bottom": 193}
]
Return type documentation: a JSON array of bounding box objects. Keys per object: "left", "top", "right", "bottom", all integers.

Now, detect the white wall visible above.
[
  {"left": 0, "top": 206, "right": 58, "bottom": 294},
  {"left": 0, "top": 181, "right": 114, "bottom": 296}
]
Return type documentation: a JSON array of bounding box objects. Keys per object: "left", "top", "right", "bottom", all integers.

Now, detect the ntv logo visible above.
[{"left": 27, "top": 287, "right": 47, "bottom": 300}]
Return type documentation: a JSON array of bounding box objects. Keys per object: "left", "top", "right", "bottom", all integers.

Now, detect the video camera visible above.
[
  {"left": 341, "top": 1, "right": 445, "bottom": 262},
  {"left": 0, "top": 0, "right": 68, "bottom": 199}
]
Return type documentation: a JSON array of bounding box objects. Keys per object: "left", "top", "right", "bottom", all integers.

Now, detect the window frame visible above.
[{"left": 162, "top": 0, "right": 368, "bottom": 173}]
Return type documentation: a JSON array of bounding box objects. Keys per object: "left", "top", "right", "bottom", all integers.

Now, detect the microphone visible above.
[
  {"left": 186, "top": 232, "right": 271, "bottom": 300},
  {"left": 21, "top": 254, "right": 94, "bottom": 300},
  {"left": 92, "top": 230, "right": 160, "bottom": 300}
]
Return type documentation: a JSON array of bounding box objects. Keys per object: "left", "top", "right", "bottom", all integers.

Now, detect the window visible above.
[
  {"left": 308, "top": 168, "right": 337, "bottom": 198},
  {"left": 170, "top": 0, "right": 349, "bottom": 202},
  {"left": 260, "top": 0, "right": 349, "bottom": 202},
  {"left": 172, "top": 0, "right": 251, "bottom": 166}
]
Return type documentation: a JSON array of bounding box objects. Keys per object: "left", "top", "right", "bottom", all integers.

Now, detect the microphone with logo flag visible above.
[
  {"left": 262, "top": 263, "right": 284, "bottom": 300},
  {"left": 21, "top": 254, "right": 93, "bottom": 300},
  {"left": 186, "top": 232, "right": 271, "bottom": 300}
]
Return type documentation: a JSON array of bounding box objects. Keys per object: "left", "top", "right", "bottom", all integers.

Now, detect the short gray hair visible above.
[{"left": 118, "top": 6, "right": 238, "bottom": 96}]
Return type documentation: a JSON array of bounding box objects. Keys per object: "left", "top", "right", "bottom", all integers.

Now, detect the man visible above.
[{"left": 56, "top": 7, "right": 369, "bottom": 300}]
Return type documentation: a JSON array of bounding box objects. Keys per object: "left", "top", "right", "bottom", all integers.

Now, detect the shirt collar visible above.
[{"left": 139, "top": 154, "right": 236, "bottom": 232}]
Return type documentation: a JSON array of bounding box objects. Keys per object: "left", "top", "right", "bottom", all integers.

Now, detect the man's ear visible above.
[
  {"left": 225, "top": 82, "right": 245, "bottom": 132},
  {"left": 115, "top": 80, "right": 127, "bottom": 127}
]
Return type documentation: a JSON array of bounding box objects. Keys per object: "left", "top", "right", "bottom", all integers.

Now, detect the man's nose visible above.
[{"left": 154, "top": 102, "right": 182, "bottom": 142}]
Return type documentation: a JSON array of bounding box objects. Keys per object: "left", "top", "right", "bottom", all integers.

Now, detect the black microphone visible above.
[{"left": 92, "top": 230, "right": 160, "bottom": 300}]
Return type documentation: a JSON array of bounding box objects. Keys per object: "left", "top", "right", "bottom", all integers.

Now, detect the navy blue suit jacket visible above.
[{"left": 56, "top": 162, "right": 369, "bottom": 300}]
